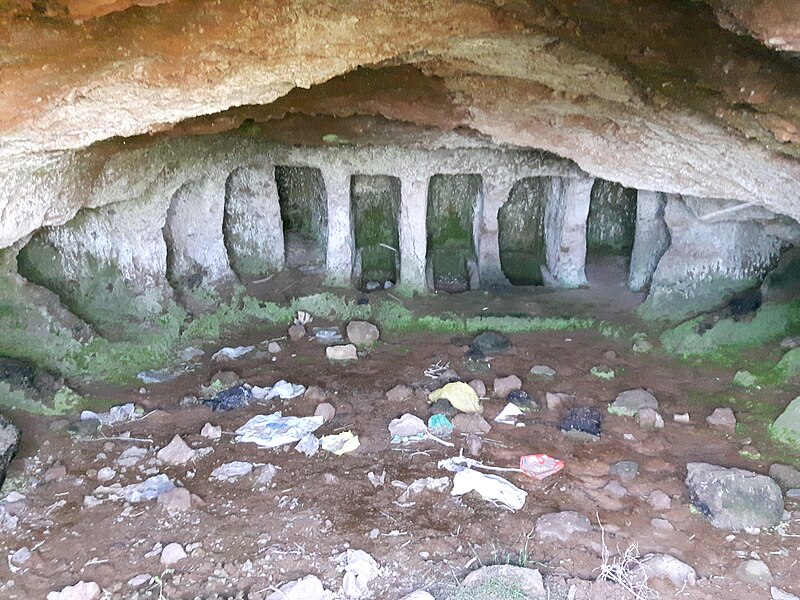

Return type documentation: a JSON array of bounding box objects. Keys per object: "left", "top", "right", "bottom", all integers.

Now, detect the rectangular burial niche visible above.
[
  {"left": 498, "top": 177, "right": 549, "bottom": 286},
  {"left": 274, "top": 166, "right": 328, "bottom": 272},
  {"left": 586, "top": 179, "right": 637, "bottom": 279},
  {"left": 350, "top": 175, "right": 401, "bottom": 291},
  {"left": 426, "top": 174, "right": 481, "bottom": 293}
]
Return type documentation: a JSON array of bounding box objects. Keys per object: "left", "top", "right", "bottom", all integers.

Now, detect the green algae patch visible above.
[
  {"left": 0, "top": 382, "right": 84, "bottom": 416},
  {"left": 733, "top": 370, "right": 758, "bottom": 388},
  {"left": 776, "top": 347, "right": 800, "bottom": 379},
  {"left": 591, "top": 365, "right": 616, "bottom": 380},
  {"left": 661, "top": 300, "right": 800, "bottom": 358}
]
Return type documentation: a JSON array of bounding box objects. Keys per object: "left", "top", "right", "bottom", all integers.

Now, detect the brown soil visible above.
[{"left": 0, "top": 275, "right": 799, "bottom": 599}]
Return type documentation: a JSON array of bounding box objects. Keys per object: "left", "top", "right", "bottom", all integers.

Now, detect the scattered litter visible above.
[
  {"left": 520, "top": 454, "right": 564, "bottom": 480},
  {"left": 212, "top": 345, "right": 255, "bottom": 361},
  {"left": 367, "top": 471, "right": 386, "bottom": 488},
  {"left": 253, "top": 464, "right": 279, "bottom": 485},
  {"left": 321, "top": 431, "right": 360, "bottom": 455},
  {"left": 314, "top": 328, "right": 344, "bottom": 345},
  {"left": 204, "top": 385, "right": 252, "bottom": 411},
  {"left": 561, "top": 407, "right": 603, "bottom": 437},
  {"left": 136, "top": 369, "right": 177, "bottom": 384},
  {"left": 80, "top": 403, "right": 141, "bottom": 426},
  {"left": 295, "top": 433, "right": 320, "bottom": 457},
  {"left": 294, "top": 310, "right": 313, "bottom": 326},
  {"left": 397, "top": 476, "right": 450, "bottom": 503},
  {"left": 338, "top": 549, "right": 380, "bottom": 598},
  {"left": 251, "top": 380, "right": 306, "bottom": 401},
  {"left": 235, "top": 413, "right": 324, "bottom": 448},
  {"left": 117, "top": 474, "right": 175, "bottom": 503},
  {"left": 494, "top": 403, "right": 525, "bottom": 426},
  {"left": 424, "top": 361, "right": 451, "bottom": 379},
  {"left": 389, "top": 414, "right": 427, "bottom": 438},
  {"left": 210, "top": 461, "right": 254, "bottom": 482},
  {"left": 506, "top": 390, "right": 538, "bottom": 412},
  {"left": 428, "top": 382, "right": 483, "bottom": 414},
  {"left": 674, "top": 413, "right": 691, "bottom": 424},
  {"left": 450, "top": 468, "right": 527, "bottom": 510},
  {"left": 439, "top": 454, "right": 523, "bottom": 475},
  {"left": 590, "top": 365, "right": 615, "bottom": 380},
  {"left": 427, "top": 414, "right": 453, "bottom": 438}
]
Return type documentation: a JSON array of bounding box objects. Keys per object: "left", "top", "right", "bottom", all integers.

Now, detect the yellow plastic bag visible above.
[
  {"left": 428, "top": 382, "right": 483, "bottom": 414},
  {"left": 321, "top": 431, "right": 360, "bottom": 455}
]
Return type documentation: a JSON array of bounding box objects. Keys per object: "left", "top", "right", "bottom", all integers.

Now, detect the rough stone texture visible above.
[
  {"left": 769, "top": 463, "right": 800, "bottom": 489},
  {"left": 452, "top": 413, "right": 492, "bottom": 435},
  {"left": 160, "top": 542, "right": 188, "bottom": 566},
  {"left": 707, "top": 407, "right": 737, "bottom": 432},
  {"left": 346, "top": 321, "right": 380, "bottom": 346},
  {"left": 642, "top": 196, "right": 789, "bottom": 319},
  {"left": 771, "top": 396, "right": 800, "bottom": 446},
  {"left": 610, "top": 460, "right": 639, "bottom": 483},
  {"left": 609, "top": 389, "right": 659, "bottom": 417},
  {"left": 629, "top": 191, "right": 671, "bottom": 292},
  {"left": 544, "top": 177, "right": 592, "bottom": 288},
  {"left": 156, "top": 435, "right": 195, "bottom": 466},
  {"left": 636, "top": 408, "right": 665, "bottom": 430},
  {"left": 46, "top": 581, "right": 101, "bottom": 600},
  {"left": 460, "top": 565, "right": 545, "bottom": 599},
  {"left": 735, "top": 560, "right": 773, "bottom": 587},
  {"left": 0, "top": 414, "right": 21, "bottom": 491},
  {"left": 685, "top": 462, "right": 784, "bottom": 529},
  {"left": 326, "top": 344, "right": 358, "bottom": 361},
  {"left": 633, "top": 554, "right": 697, "bottom": 590},
  {"left": 535, "top": 511, "right": 591, "bottom": 542},
  {"left": 492, "top": 375, "right": 522, "bottom": 398},
  {"left": 648, "top": 490, "right": 672, "bottom": 511}
]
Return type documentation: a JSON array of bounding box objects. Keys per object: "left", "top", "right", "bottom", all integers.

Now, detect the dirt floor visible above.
[{"left": 1, "top": 263, "right": 799, "bottom": 599}]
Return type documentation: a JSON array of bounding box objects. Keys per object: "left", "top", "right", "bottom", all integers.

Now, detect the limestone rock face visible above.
[{"left": 0, "top": 414, "right": 20, "bottom": 491}]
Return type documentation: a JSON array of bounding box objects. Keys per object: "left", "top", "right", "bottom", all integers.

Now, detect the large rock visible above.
[
  {"left": 685, "top": 462, "right": 784, "bottom": 529},
  {"left": 460, "top": 565, "right": 545, "bottom": 599},
  {"left": 346, "top": 321, "right": 380, "bottom": 346},
  {"left": 0, "top": 414, "right": 20, "bottom": 491},
  {"left": 771, "top": 396, "right": 800, "bottom": 446}
]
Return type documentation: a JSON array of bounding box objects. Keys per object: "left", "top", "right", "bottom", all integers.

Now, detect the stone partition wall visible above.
[
  {"left": 628, "top": 190, "right": 671, "bottom": 293},
  {"left": 544, "top": 177, "right": 594, "bottom": 288}
]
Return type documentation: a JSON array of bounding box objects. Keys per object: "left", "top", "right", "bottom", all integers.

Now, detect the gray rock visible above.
[
  {"left": 610, "top": 460, "right": 639, "bottom": 483},
  {"left": 735, "top": 560, "right": 773, "bottom": 587},
  {"left": 493, "top": 375, "right": 521, "bottom": 397},
  {"left": 452, "top": 413, "right": 492, "bottom": 435},
  {"left": 346, "top": 320, "right": 380, "bottom": 346},
  {"left": 609, "top": 389, "right": 658, "bottom": 417},
  {"left": 326, "top": 344, "right": 358, "bottom": 361},
  {"left": 156, "top": 435, "right": 195, "bottom": 466},
  {"left": 304, "top": 385, "right": 327, "bottom": 402},
  {"left": 535, "top": 511, "right": 591, "bottom": 542},
  {"left": 648, "top": 490, "right": 672, "bottom": 511},
  {"left": 772, "top": 586, "right": 800, "bottom": 600},
  {"left": 529, "top": 365, "right": 556, "bottom": 378},
  {"left": 460, "top": 565, "right": 545, "bottom": 599},
  {"left": 635, "top": 408, "right": 664, "bottom": 430},
  {"left": 707, "top": 407, "right": 736, "bottom": 432},
  {"left": 287, "top": 323, "right": 306, "bottom": 342},
  {"left": 160, "top": 542, "right": 187, "bottom": 566},
  {"left": 545, "top": 392, "right": 575, "bottom": 410},
  {"left": 46, "top": 581, "right": 101, "bottom": 600},
  {"left": 780, "top": 336, "right": 800, "bottom": 350},
  {"left": 465, "top": 433, "right": 483, "bottom": 457},
  {"left": 604, "top": 481, "right": 627, "bottom": 498},
  {"left": 157, "top": 487, "right": 193, "bottom": 512},
  {"left": 468, "top": 379, "right": 486, "bottom": 396},
  {"left": 314, "top": 402, "right": 336, "bottom": 423},
  {"left": 632, "top": 554, "right": 696, "bottom": 590},
  {"left": 267, "top": 341, "right": 282, "bottom": 353},
  {"left": 266, "top": 575, "right": 326, "bottom": 600},
  {"left": 386, "top": 384, "right": 413, "bottom": 403},
  {"left": 0, "top": 413, "right": 20, "bottom": 490},
  {"left": 470, "top": 331, "right": 511, "bottom": 356},
  {"left": 769, "top": 464, "right": 800, "bottom": 488},
  {"left": 771, "top": 396, "right": 800, "bottom": 446},
  {"left": 685, "top": 462, "right": 784, "bottom": 529},
  {"left": 127, "top": 574, "right": 151, "bottom": 589}
]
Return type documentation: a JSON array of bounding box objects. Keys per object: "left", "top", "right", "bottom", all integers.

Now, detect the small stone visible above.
[
  {"left": 632, "top": 339, "right": 653, "bottom": 354},
  {"left": 772, "top": 586, "right": 800, "bottom": 600},
  {"left": 736, "top": 560, "right": 773, "bottom": 587},
  {"left": 461, "top": 565, "right": 544, "bottom": 597},
  {"left": 781, "top": 336, "right": 800, "bottom": 350},
  {"left": 632, "top": 554, "right": 696, "bottom": 589},
  {"left": 180, "top": 395, "right": 199, "bottom": 407},
  {"left": 772, "top": 396, "right": 800, "bottom": 446},
  {"left": 156, "top": 435, "right": 195, "bottom": 466},
  {"left": 267, "top": 341, "right": 282, "bottom": 354},
  {"left": 44, "top": 463, "right": 67, "bottom": 482},
  {"left": 590, "top": 365, "right": 615, "bottom": 380},
  {"left": 546, "top": 392, "right": 575, "bottom": 410},
  {"left": 769, "top": 464, "right": 800, "bottom": 488},
  {"left": 734, "top": 370, "right": 758, "bottom": 387},
  {"left": 470, "top": 331, "right": 511, "bottom": 355},
  {"left": 651, "top": 518, "right": 673, "bottom": 530},
  {"left": 210, "top": 461, "right": 253, "bottom": 482},
  {"left": 610, "top": 460, "right": 639, "bottom": 483},
  {"left": 465, "top": 433, "right": 483, "bottom": 457},
  {"left": 200, "top": 423, "right": 222, "bottom": 440},
  {"left": 160, "top": 542, "right": 188, "bottom": 566},
  {"left": 265, "top": 575, "right": 326, "bottom": 600},
  {"left": 386, "top": 384, "right": 413, "bottom": 403},
  {"left": 604, "top": 481, "right": 627, "bottom": 498},
  {"left": 10, "top": 546, "right": 31, "bottom": 565},
  {"left": 96, "top": 467, "right": 116, "bottom": 482},
  {"left": 636, "top": 408, "right": 665, "bottom": 430},
  {"left": 452, "top": 413, "right": 492, "bottom": 434},
  {"left": 346, "top": 320, "right": 380, "bottom": 346},
  {"left": 530, "top": 365, "right": 556, "bottom": 378},
  {"left": 609, "top": 389, "right": 658, "bottom": 416},
  {"left": 467, "top": 379, "right": 486, "bottom": 397},
  {"left": 127, "top": 574, "right": 151, "bottom": 589},
  {"left": 648, "top": 490, "right": 672, "bottom": 511},
  {"left": 707, "top": 407, "right": 736, "bottom": 432},
  {"left": 787, "top": 488, "right": 800, "bottom": 497},
  {"left": 288, "top": 323, "right": 306, "bottom": 342},
  {"left": 314, "top": 402, "right": 336, "bottom": 423},
  {"left": 253, "top": 464, "right": 278, "bottom": 485},
  {"left": 49, "top": 418, "right": 70, "bottom": 432},
  {"left": 493, "top": 375, "right": 522, "bottom": 397},
  {"left": 157, "top": 487, "right": 193, "bottom": 512},
  {"left": 46, "top": 581, "right": 101, "bottom": 600},
  {"left": 209, "top": 370, "right": 241, "bottom": 389},
  {"left": 304, "top": 385, "right": 327, "bottom": 402},
  {"left": 535, "top": 511, "right": 591, "bottom": 542},
  {"left": 326, "top": 344, "right": 358, "bottom": 361}
]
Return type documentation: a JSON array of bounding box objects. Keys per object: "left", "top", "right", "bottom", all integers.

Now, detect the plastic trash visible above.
[
  {"left": 450, "top": 468, "right": 527, "bottom": 510},
  {"left": 204, "top": 385, "right": 252, "bottom": 411},
  {"left": 397, "top": 476, "right": 450, "bottom": 503},
  {"left": 117, "top": 474, "right": 175, "bottom": 503},
  {"left": 136, "top": 369, "right": 178, "bottom": 384},
  {"left": 338, "top": 549, "right": 380, "bottom": 598},
  {"left": 520, "top": 454, "right": 564, "bottom": 480},
  {"left": 506, "top": 390, "right": 538, "bottom": 412},
  {"left": 313, "top": 328, "right": 344, "bottom": 345},
  {"left": 80, "top": 403, "right": 141, "bottom": 425},
  {"left": 294, "top": 310, "right": 313, "bottom": 326},
  {"left": 235, "top": 412, "right": 324, "bottom": 448},
  {"left": 295, "top": 433, "right": 320, "bottom": 457},
  {"left": 320, "top": 431, "right": 360, "bottom": 455},
  {"left": 389, "top": 414, "right": 427, "bottom": 438},
  {"left": 212, "top": 345, "right": 255, "bottom": 361},
  {"left": 560, "top": 407, "right": 603, "bottom": 436},
  {"left": 210, "top": 461, "right": 254, "bottom": 482},
  {"left": 494, "top": 403, "right": 525, "bottom": 426},
  {"left": 428, "top": 382, "right": 483, "bottom": 414},
  {"left": 251, "top": 380, "right": 306, "bottom": 401},
  {"left": 427, "top": 414, "right": 454, "bottom": 437}
]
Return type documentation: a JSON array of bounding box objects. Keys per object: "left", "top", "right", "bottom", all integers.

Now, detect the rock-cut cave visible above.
[{"left": 0, "top": 1, "right": 800, "bottom": 599}]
